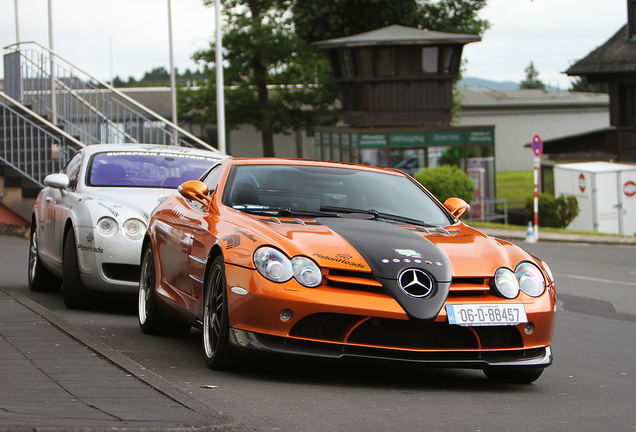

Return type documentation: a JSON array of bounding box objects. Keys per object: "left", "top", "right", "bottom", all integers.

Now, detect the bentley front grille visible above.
[{"left": 102, "top": 263, "right": 141, "bottom": 283}]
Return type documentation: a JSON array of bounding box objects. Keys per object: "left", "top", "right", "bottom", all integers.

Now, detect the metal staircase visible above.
[{"left": 1, "top": 42, "right": 221, "bottom": 221}]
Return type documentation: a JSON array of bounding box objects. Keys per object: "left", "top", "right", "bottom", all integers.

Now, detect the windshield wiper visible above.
[
  {"left": 232, "top": 205, "right": 340, "bottom": 218},
  {"left": 319, "top": 206, "right": 437, "bottom": 227}
]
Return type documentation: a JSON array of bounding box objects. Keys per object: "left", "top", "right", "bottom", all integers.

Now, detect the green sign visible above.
[
  {"left": 390, "top": 132, "right": 426, "bottom": 148},
  {"left": 428, "top": 130, "right": 464, "bottom": 146},
  {"left": 358, "top": 133, "right": 388, "bottom": 148},
  {"left": 467, "top": 129, "right": 494, "bottom": 144}
]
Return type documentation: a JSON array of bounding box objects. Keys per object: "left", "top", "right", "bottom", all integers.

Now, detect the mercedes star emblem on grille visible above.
[{"left": 398, "top": 269, "right": 433, "bottom": 298}]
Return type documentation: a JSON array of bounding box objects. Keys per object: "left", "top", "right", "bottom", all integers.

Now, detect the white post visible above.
[
  {"left": 215, "top": 0, "right": 226, "bottom": 154},
  {"left": 48, "top": 0, "right": 57, "bottom": 126},
  {"left": 14, "top": 0, "right": 20, "bottom": 42},
  {"left": 533, "top": 156, "right": 540, "bottom": 241},
  {"left": 167, "top": 0, "right": 178, "bottom": 145}
]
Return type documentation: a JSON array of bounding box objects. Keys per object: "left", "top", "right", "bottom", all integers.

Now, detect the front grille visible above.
[
  {"left": 474, "top": 326, "right": 523, "bottom": 348},
  {"left": 290, "top": 313, "right": 524, "bottom": 350},
  {"left": 102, "top": 263, "right": 141, "bottom": 283},
  {"left": 323, "top": 269, "right": 384, "bottom": 293},
  {"left": 448, "top": 277, "right": 491, "bottom": 297},
  {"left": 348, "top": 318, "right": 478, "bottom": 348},
  {"left": 289, "top": 313, "right": 363, "bottom": 341}
]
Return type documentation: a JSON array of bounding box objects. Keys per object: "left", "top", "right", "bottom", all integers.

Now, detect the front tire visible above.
[
  {"left": 139, "top": 244, "right": 172, "bottom": 334},
  {"left": 202, "top": 256, "right": 233, "bottom": 370},
  {"left": 28, "top": 223, "right": 61, "bottom": 293},
  {"left": 62, "top": 229, "right": 92, "bottom": 309},
  {"left": 484, "top": 368, "right": 544, "bottom": 384}
]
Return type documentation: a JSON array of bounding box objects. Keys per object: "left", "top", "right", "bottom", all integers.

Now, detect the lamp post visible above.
[
  {"left": 215, "top": 0, "right": 226, "bottom": 154},
  {"left": 14, "top": 0, "right": 20, "bottom": 42},
  {"left": 48, "top": 0, "right": 57, "bottom": 126},
  {"left": 167, "top": 0, "right": 178, "bottom": 145}
]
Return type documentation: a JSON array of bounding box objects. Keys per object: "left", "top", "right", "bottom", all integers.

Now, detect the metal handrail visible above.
[
  {"left": 1, "top": 91, "right": 82, "bottom": 187},
  {"left": 3, "top": 41, "right": 222, "bottom": 153}
]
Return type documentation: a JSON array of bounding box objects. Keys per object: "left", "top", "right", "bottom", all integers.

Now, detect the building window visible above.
[
  {"left": 441, "top": 46, "right": 457, "bottom": 74},
  {"left": 359, "top": 48, "right": 373, "bottom": 77},
  {"left": 619, "top": 84, "right": 635, "bottom": 126},
  {"left": 421, "top": 47, "right": 439, "bottom": 74},
  {"left": 339, "top": 49, "right": 356, "bottom": 78}
]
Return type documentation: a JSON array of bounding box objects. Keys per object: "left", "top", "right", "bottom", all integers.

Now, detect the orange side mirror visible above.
[
  {"left": 444, "top": 197, "right": 470, "bottom": 219},
  {"left": 178, "top": 180, "right": 210, "bottom": 206}
]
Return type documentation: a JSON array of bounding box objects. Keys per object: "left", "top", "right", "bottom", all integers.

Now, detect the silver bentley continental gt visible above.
[{"left": 28, "top": 143, "right": 226, "bottom": 309}]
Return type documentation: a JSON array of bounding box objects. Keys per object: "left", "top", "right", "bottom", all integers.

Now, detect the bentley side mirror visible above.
[{"left": 43, "top": 173, "right": 70, "bottom": 190}]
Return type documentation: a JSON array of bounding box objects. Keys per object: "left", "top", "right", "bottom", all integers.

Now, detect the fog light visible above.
[
  {"left": 524, "top": 322, "right": 535, "bottom": 335},
  {"left": 280, "top": 309, "right": 294, "bottom": 322}
]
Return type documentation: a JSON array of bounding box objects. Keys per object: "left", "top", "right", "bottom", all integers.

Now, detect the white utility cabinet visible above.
[{"left": 553, "top": 161, "right": 636, "bottom": 236}]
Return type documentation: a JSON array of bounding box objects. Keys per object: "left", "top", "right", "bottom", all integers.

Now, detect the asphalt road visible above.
[{"left": 2, "top": 234, "right": 636, "bottom": 431}]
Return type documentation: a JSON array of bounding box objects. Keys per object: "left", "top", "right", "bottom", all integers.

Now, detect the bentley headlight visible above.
[
  {"left": 292, "top": 256, "right": 322, "bottom": 288},
  {"left": 515, "top": 262, "right": 546, "bottom": 297},
  {"left": 493, "top": 267, "right": 520, "bottom": 299},
  {"left": 254, "top": 247, "right": 293, "bottom": 283},
  {"left": 97, "top": 217, "right": 118, "bottom": 236},
  {"left": 123, "top": 218, "right": 146, "bottom": 241}
]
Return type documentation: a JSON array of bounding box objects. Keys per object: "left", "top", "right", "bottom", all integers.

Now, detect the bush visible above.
[
  {"left": 413, "top": 165, "right": 475, "bottom": 204},
  {"left": 525, "top": 193, "right": 580, "bottom": 228}
]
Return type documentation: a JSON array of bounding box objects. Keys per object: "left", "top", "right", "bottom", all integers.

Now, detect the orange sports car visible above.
[{"left": 139, "top": 158, "right": 556, "bottom": 383}]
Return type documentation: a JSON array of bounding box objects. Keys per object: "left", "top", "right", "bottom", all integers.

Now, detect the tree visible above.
[
  {"left": 413, "top": 165, "right": 475, "bottom": 204},
  {"left": 570, "top": 76, "right": 609, "bottom": 93},
  {"left": 180, "top": 0, "right": 338, "bottom": 157},
  {"left": 292, "top": 0, "right": 489, "bottom": 42},
  {"left": 520, "top": 61, "right": 546, "bottom": 90},
  {"left": 183, "top": 0, "right": 489, "bottom": 156}
]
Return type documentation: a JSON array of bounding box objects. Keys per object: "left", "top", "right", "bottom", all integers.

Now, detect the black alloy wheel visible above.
[{"left": 203, "top": 255, "right": 233, "bottom": 370}]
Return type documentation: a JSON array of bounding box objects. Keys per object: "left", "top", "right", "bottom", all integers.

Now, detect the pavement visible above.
[
  {"left": 0, "top": 206, "right": 634, "bottom": 430},
  {"left": 0, "top": 287, "right": 243, "bottom": 431}
]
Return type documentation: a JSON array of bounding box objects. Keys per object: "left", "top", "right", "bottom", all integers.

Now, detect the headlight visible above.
[
  {"left": 97, "top": 217, "right": 118, "bottom": 236},
  {"left": 291, "top": 256, "right": 322, "bottom": 288},
  {"left": 254, "top": 247, "right": 293, "bottom": 283},
  {"left": 493, "top": 267, "right": 519, "bottom": 299},
  {"left": 515, "top": 262, "right": 546, "bottom": 297},
  {"left": 123, "top": 218, "right": 146, "bottom": 241}
]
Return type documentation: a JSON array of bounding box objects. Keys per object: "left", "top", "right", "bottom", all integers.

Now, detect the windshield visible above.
[
  {"left": 87, "top": 151, "right": 217, "bottom": 188},
  {"left": 225, "top": 164, "right": 451, "bottom": 226}
]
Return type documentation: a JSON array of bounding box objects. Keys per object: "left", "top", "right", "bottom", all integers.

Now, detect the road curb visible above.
[{"left": 477, "top": 227, "right": 636, "bottom": 245}]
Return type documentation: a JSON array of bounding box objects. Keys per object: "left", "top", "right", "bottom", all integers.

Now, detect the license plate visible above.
[{"left": 446, "top": 304, "right": 527, "bottom": 326}]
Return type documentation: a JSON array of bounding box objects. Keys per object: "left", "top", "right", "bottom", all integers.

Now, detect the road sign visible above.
[{"left": 532, "top": 134, "right": 543, "bottom": 157}]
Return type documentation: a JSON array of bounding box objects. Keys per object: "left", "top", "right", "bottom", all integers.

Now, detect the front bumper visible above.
[
  {"left": 75, "top": 226, "right": 142, "bottom": 294},
  {"left": 229, "top": 328, "right": 553, "bottom": 370}
]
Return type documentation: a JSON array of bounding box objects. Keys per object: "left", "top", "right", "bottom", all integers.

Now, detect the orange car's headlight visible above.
[
  {"left": 515, "top": 262, "right": 546, "bottom": 297},
  {"left": 253, "top": 247, "right": 322, "bottom": 288}
]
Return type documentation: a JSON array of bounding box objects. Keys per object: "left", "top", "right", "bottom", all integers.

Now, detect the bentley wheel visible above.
[
  {"left": 138, "top": 244, "right": 181, "bottom": 335},
  {"left": 62, "top": 229, "right": 93, "bottom": 309},
  {"left": 203, "top": 256, "right": 233, "bottom": 370},
  {"left": 484, "top": 368, "right": 544, "bottom": 384},
  {"left": 28, "top": 223, "right": 61, "bottom": 293}
]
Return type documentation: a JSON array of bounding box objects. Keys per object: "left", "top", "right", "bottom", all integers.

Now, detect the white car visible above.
[{"left": 28, "top": 143, "right": 226, "bottom": 308}]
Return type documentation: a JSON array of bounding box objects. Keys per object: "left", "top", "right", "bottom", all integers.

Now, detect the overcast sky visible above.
[{"left": 0, "top": 0, "right": 630, "bottom": 90}]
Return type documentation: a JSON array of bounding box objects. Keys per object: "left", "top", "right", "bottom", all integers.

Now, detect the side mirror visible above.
[
  {"left": 178, "top": 180, "right": 210, "bottom": 206},
  {"left": 443, "top": 197, "right": 470, "bottom": 219},
  {"left": 43, "top": 173, "right": 70, "bottom": 190}
]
